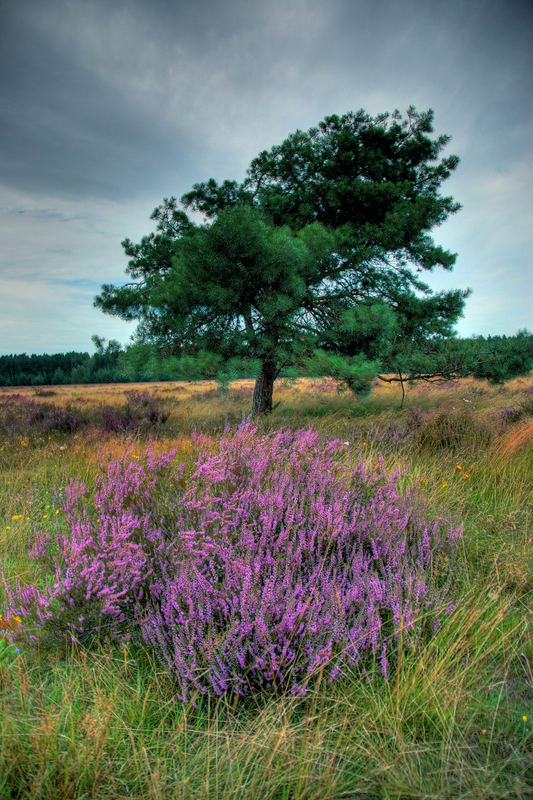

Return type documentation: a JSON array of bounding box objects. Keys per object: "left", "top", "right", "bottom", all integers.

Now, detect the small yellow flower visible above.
[
  {"left": 523, "top": 715, "right": 528, "bottom": 722},
  {"left": 42, "top": 514, "right": 48, "bottom": 519},
  {"left": 455, "top": 464, "right": 462, "bottom": 470},
  {"left": 442, "top": 482, "right": 448, "bottom": 488},
  {"left": 56, "top": 509, "right": 59, "bottom": 515},
  {"left": 11, "top": 514, "right": 22, "bottom": 520}
]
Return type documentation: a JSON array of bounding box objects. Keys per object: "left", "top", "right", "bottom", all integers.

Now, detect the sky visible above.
[{"left": 1, "top": 0, "right": 532, "bottom": 355}]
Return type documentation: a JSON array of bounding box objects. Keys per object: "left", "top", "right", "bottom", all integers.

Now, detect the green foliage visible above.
[
  {"left": 95, "top": 106, "right": 481, "bottom": 412},
  {"left": 469, "top": 331, "right": 533, "bottom": 383},
  {"left": 0, "top": 637, "right": 19, "bottom": 669},
  {"left": 381, "top": 331, "right": 533, "bottom": 386},
  {"left": 0, "top": 346, "right": 127, "bottom": 387},
  {"left": 304, "top": 350, "right": 380, "bottom": 396}
]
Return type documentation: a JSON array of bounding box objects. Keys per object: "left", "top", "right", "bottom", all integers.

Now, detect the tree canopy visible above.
[{"left": 96, "top": 106, "right": 516, "bottom": 414}]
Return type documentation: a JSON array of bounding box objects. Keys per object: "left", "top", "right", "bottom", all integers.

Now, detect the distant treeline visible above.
[
  {"left": 0, "top": 350, "right": 125, "bottom": 386},
  {"left": 0, "top": 345, "right": 257, "bottom": 387},
  {"left": 1, "top": 332, "right": 532, "bottom": 388}
]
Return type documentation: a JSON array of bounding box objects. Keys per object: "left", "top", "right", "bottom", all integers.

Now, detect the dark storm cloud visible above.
[
  {"left": 1, "top": 0, "right": 331, "bottom": 199},
  {"left": 0, "top": 0, "right": 531, "bottom": 352},
  {"left": 0, "top": 0, "right": 215, "bottom": 198},
  {"left": 2, "top": 0, "right": 531, "bottom": 200}
]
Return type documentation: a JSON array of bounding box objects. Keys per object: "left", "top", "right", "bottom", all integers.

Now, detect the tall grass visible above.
[{"left": 0, "top": 377, "right": 531, "bottom": 799}]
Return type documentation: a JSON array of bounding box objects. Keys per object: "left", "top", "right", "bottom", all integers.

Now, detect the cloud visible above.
[
  {"left": 0, "top": 0, "right": 531, "bottom": 351},
  {"left": 0, "top": 273, "right": 136, "bottom": 354}
]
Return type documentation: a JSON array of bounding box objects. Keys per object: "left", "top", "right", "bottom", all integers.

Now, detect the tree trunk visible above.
[
  {"left": 399, "top": 369, "right": 406, "bottom": 408},
  {"left": 251, "top": 357, "right": 276, "bottom": 416}
]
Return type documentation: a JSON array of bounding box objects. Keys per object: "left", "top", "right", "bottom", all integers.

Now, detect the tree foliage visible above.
[
  {"left": 95, "top": 107, "right": 528, "bottom": 413},
  {"left": 0, "top": 343, "right": 125, "bottom": 387}
]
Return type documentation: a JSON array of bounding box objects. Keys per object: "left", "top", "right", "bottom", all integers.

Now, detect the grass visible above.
[{"left": 0, "top": 376, "right": 532, "bottom": 799}]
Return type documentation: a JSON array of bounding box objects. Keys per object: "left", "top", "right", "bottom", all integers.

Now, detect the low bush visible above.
[
  {"left": 499, "top": 406, "right": 527, "bottom": 426},
  {"left": 0, "top": 391, "right": 169, "bottom": 439},
  {"left": 99, "top": 390, "right": 169, "bottom": 433},
  {"left": 414, "top": 409, "right": 492, "bottom": 452},
  {"left": 4, "top": 423, "right": 461, "bottom": 700},
  {"left": 0, "top": 398, "right": 83, "bottom": 436},
  {"left": 25, "top": 402, "right": 83, "bottom": 434}
]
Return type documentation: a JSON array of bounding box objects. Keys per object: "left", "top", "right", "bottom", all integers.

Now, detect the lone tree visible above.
[{"left": 96, "top": 107, "right": 470, "bottom": 415}]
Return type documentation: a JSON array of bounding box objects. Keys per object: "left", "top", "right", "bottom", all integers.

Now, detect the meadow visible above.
[{"left": 0, "top": 376, "right": 531, "bottom": 799}]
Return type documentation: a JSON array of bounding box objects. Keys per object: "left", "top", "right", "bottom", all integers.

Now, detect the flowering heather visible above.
[
  {"left": 100, "top": 390, "right": 169, "bottom": 433},
  {"left": 4, "top": 423, "right": 461, "bottom": 700},
  {"left": 228, "top": 386, "right": 254, "bottom": 397},
  {"left": 25, "top": 403, "right": 82, "bottom": 433},
  {"left": 0, "top": 398, "right": 83, "bottom": 437},
  {"left": 498, "top": 406, "right": 526, "bottom": 426},
  {"left": 367, "top": 409, "right": 493, "bottom": 454}
]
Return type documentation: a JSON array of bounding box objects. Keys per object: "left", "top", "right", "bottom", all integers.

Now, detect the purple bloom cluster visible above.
[
  {"left": 498, "top": 406, "right": 526, "bottom": 425},
  {"left": 25, "top": 403, "right": 82, "bottom": 434},
  {"left": 0, "top": 391, "right": 169, "bottom": 439},
  {"left": 4, "top": 423, "right": 461, "bottom": 699},
  {"left": 366, "top": 408, "right": 492, "bottom": 453},
  {"left": 228, "top": 386, "right": 254, "bottom": 397},
  {"left": 0, "top": 399, "right": 83, "bottom": 436},
  {"left": 307, "top": 380, "right": 338, "bottom": 393},
  {"left": 100, "top": 390, "right": 169, "bottom": 433}
]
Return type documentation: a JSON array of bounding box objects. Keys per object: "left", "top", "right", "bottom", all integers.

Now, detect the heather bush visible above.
[
  {"left": 0, "top": 398, "right": 83, "bottom": 437},
  {"left": 25, "top": 402, "right": 83, "bottom": 433},
  {"left": 228, "top": 385, "right": 254, "bottom": 397},
  {"left": 4, "top": 423, "right": 461, "bottom": 700},
  {"left": 99, "top": 390, "right": 169, "bottom": 433},
  {"left": 362, "top": 407, "right": 493, "bottom": 455},
  {"left": 498, "top": 406, "right": 526, "bottom": 426},
  {"left": 413, "top": 409, "right": 492, "bottom": 453},
  {"left": 0, "top": 392, "right": 24, "bottom": 401},
  {"left": 497, "top": 390, "right": 533, "bottom": 427},
  {"left": 520, "top": 386, "right": 533, "bottom": 415},
  {"left": 405, "top": 404, "right": 436, "bottom": 430}
]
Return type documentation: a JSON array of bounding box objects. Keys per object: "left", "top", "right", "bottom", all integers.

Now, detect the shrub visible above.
[
  {"left": 99, "top": 390, "right": 169, "bottom": 433},
  {"left": 25, "top": 403, "right": 82, "bottom": 434},
  {"left": 4, "top": 424, "right": 461, "bottom": 700},
  {"left": 498, "top": 406, "right": 526, "bottom": 426},
  {"left": 0, "top": 398, "right": 83, "bottom": 436},
  {"left": 414, "top": 410, "right": 492, "bottom": 453},
  {"left": 520, "top": 387, "right": 533, "bottom": 415}
]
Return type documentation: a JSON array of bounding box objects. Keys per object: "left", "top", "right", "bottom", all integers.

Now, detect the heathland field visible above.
[{"left": 0, "top": 377, "right": 531, "bottom": 799}]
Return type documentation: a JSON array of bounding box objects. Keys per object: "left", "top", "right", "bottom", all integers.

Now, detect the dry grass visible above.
[{"left": 0, "top": 374, "right": 532, "bottom": 798}]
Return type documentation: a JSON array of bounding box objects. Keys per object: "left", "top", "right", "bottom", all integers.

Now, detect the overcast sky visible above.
[{"left": 1, "top": 0, "right": 532, "bottom": 355}]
